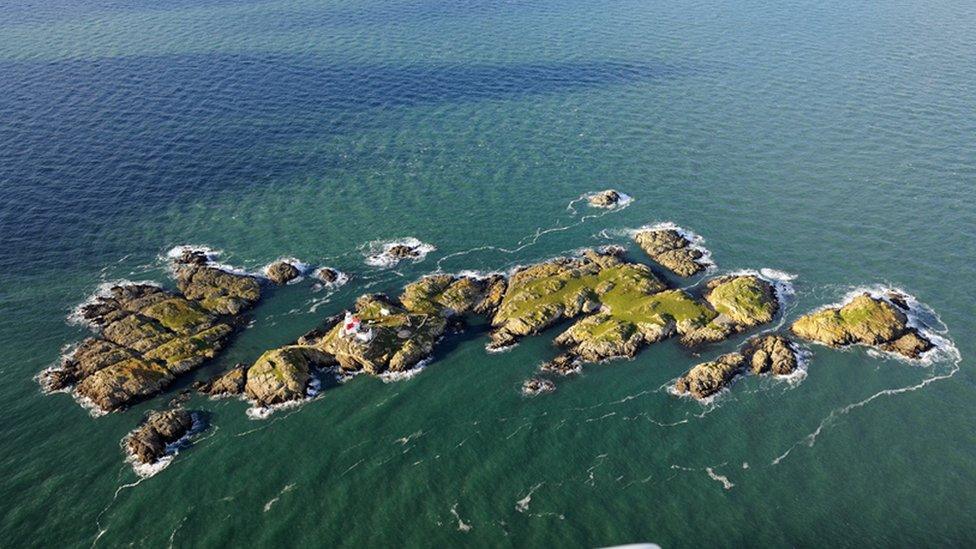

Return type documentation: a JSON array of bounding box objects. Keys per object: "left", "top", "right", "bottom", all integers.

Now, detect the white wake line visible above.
[
  {"left": 433, "top": 202, "right": 624, "bottom": 271},
  {"left": 770, "top": 360, "right": 961, "bottom": 466}
]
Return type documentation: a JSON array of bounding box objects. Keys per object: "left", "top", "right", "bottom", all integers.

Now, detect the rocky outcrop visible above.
[
  {"left": 674, "top": 353, "right": 745, "bottom": 400},
  {"left": 399, "top": 274, "right": 506, "bottom": 317},
  {"left": 175, "top": 264, "right": 261, "bottom": 315},
  {"left": 679, "top": 275, "right": 779, "bottom": 346},
  {"left": 489, "top": 249, "right": 667, "bottom": 349},
  {"left": 587, "top": 189, "right": 623, "bottom": 208},
  {"left": 266, "top": 261, "right": 301, "bottom": 285},
  {"left": 521, "top": 377, "right": 555, "bottom": 396},
  {"left": 633, "top": 228, "right": 708, "bottom": 277},
  {"left": 40, "top": 257, "right": 261, "bottom": 413},
  {"left": 314, "top": 267, "right": 344, "bottom": 285},
  {"left": 195, "top": 364, "right": 247, "bottom": 396},
  {"left": 318, "top": 294, "right": 447, "bottom": 374},
  {"left": 741, "top": 334, "right": 798, "bottom": 375},
  {"left": 244, "top": 346, "right": 334, "bottom": 406},
  {"left": 791, "top": 293, "right": 932, "bottom": 359},
  {"left": 673, "top": 334, "right": 801, "bottom": 401},
  {"left": 125, "top": 408, "right": 196, "bottom": 465}
]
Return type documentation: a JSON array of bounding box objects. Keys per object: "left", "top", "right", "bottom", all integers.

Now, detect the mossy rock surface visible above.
[
  {"left": 705, "top": 275, "right": 778, "bottom": 327},
  {"left": 244, "top": 346, "right": 334, "bottom": 406},
  {"left": 140, "top": 297, "right": 215, "bottom": 334},
  {"left": 491, "top": 250, "right": 666, "bottom": 347},
  {"left": 319, "top": 294, "right": 447, "bottom": 374},
  {"left": 791, "top": 293, "right": 930, "bottom": 358}
]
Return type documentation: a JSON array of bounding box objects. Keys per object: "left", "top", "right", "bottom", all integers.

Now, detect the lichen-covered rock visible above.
[
  {"left": 633, "top": 228, "right": 707, "bottom": 277},
  {"left": 126, "top": 409, "right": 195, "bottom": 465},
  {"left": 266, "top": 261, "right": 301, "bottom": 285},
  {"left": 674, "top": 353, "right": 745, "bottom": 400},
  {"left": 678, "top": 275, "right": 779, "bottom": 346},
  {"left": 319, "top": 294, "right": 447, "bottom": 374},
  {"left": 44, "top": 258, "right": 260, "bottom": 412},
  {"left": 489, "top": 250, "right": 667, "bottom": 348},
  {"left": 195, "top": 364, "right": 247, "bottom": 396},
  {"left": 587, "top": 189, "right": 623, "bottom": 208},
  {"left": 741, "top": 334, "right": 798, "bottom": 375},
  {"left": 522, "top": 377, "right": 555, "bottom": 396},
  {"left": 791, "top": 293, "right": 932, "bottom": 359},
  {"left": 400, "top": 274, "right": 505, "bottom": 317},
  {"left": 244, "top": 346, "right": 334, "bottom": 406},
  {"left": 175, "top": 265, "right": 261, "bottom": 315}
]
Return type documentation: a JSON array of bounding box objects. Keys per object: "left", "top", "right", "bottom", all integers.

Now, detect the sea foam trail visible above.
[
  {"left": 435, "top": 192, "right": 630, "bottom": 271},
  {"left": 770, "top": 287, "right": 961, "bottom": 466}
]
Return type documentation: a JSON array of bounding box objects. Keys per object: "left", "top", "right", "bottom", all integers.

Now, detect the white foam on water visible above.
[
  {"left": 378, "top": 357, "right": 433, "bottom": 383},
  {"left": 705, "top": 467, "right": 735, "bottom": 490},
  {"left": 515, "top": 482, "right": 544, "bottom": 513},
  {"left": 363, "top": 238, "right": 437, "bottom": 268},
  {"left": 263, "top": 483, "right": 295, "bottom": 512},
  {"left": 450, "top": 503, "right": 473, "bottom": 532},
  {"left": 162, "top": 244, "right": 256, "bottom": 277}
]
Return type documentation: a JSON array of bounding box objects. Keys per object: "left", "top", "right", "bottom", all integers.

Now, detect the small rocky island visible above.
[
  {"left": 791, "top": 292, "right": 933, "bottom": 359},
  {"left": 632, "top": 226, "right": 709, "bottom": 277},
  {"left": 674, "top": 334, "right": 800, "bottom": 400},
  {"left": 266, "top": 260, "right": 302, "bottom": 285},
  {"left": 125, "top": 408, "right": 200, "bottom": 467},
  {"left": 587, "top": 189, "right": 628, "bottom": 208},
  {"left": 40, "top": 251, "right": 262, "bottom": 412}
]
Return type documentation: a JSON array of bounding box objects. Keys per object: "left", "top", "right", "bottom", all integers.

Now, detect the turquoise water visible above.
[{"left": 1, "top": 0, "right": 974, "bottom": 546}]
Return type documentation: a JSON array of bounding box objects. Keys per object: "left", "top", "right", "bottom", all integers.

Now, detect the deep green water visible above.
[{"left": 1, "top": 0, "right": 975, "bottom": 546}]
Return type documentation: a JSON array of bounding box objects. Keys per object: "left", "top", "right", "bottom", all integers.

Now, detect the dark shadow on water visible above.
[{"left": 0, "top": 53, "right": 701, "bottom": 275}]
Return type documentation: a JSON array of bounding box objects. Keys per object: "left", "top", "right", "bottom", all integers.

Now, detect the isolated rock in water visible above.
[
  {"left": 539, "top": 354, "right": 583, "bottom": 376},
  {"left": 314, "top": 267, "right": 343, "bottom": 285},
  {"left": 741, "top": 334, "right": 798, "bottom": 375},
  {"left": 633, "top": 228, "right": 708, "bottom": 277},
  {"left": 266, "top": 261, "right": 301, "bottom": 285},
  {"left": 791, "top": 293, "right": 932, "bottom": 359},
  {"left": 587, "top": 189, "right": 623, "bottom": 208},
  {"left": 195, "top": 364, "right": 247, "bottom": 396},
  {"left": 522, "top": 377, "right": 555, "bottom": 396},
  {"left": 679, "top": 275, "right": 779, "bottom": 347},
  {"left": 244, "top": 346, "right": 334, "bottom": 406},
  {"left": 388, "top": 245, "right": 420, "bottom": 259},
  {"left": 489, "top": 249, "right": 667, "bottom": 349},
  {"left": 319, "top": 294, "right": 447, "bottom": 374},
  {"left": 125, "top": 408, "right": 195, "bottom": 465},
  {"left": 172, "top": 248, "right": 210, "bottom": 266},
  {"left": 674, "top": 353, "right": 745, "bottom": 400}
]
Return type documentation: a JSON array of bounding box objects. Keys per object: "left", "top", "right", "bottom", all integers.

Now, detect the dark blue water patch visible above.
[
  {"left": 0, "top": 0, "right": 270, "bottom": 26},
  {"left": 0, "top": 53, "right": 698, "bottom": 275}
]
